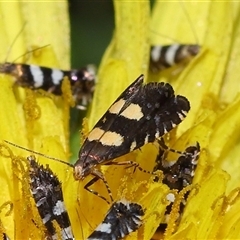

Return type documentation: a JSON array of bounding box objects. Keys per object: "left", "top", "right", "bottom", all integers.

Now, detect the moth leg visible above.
[
  {"left": 85, "top": 170, "right": 113, "bottom": 204},
  {"left": 106, "top": 160, "right": 154, "bottom": 175},
  {"left": 158, "top": 138, "right": 184, "bottom": 155},
  {"left": 158, "top": 138, "right": 196, "bottom": 157}
]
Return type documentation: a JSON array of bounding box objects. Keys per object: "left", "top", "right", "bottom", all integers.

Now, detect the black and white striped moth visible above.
[
  {"left": 149, "top": 44, "right": 200, "bottom": 73},
  {"left": 154, "top": 142, "right": 200, "bottom": 224},
  {"left": 154, "top": 142, "right": 200, "bottom": 189},
  {"left": 0, "top": 63, "right": 96, "bottom": 109},
  {"left": 87, "top": 200, "right": 144, "bottom": 240},
  {"left": 28, "top": 156, "right": 75, "bottom": 240},
  {"left": 74, "top": 74, "right": 190, "bottom": 182}
]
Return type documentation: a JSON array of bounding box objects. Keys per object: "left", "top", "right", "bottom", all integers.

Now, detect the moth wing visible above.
[
  {"left": 80, "top": 75, "right": 190, "bottom": 163},
  {"left": 79, "top": 75, "right": 144, "bottom": 159}
]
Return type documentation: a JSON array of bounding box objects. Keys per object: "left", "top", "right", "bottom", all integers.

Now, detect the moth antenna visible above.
[
  {"left": 5, "top": 22, "right": 27, "bottom": 63},
  {"left": 4, "top": 22, "right": 51, "bottom": 64},
  {"left": 76, "top": 197, "right": 93, "bottom": 231},
  {"left": 76, "top": 196, "right": 95, "bottom": 240},
  {"left": 11, "top": 44, "right": 51, "bottom": 64},
  {"left": 4, "top": 140, "right": 73, "bottom": 168},
  {"left": 75, "top": 207, "right": 84, "bottom": 240},
  {"left": 179, "top": 1, "right": 199, "bottom": 44}
]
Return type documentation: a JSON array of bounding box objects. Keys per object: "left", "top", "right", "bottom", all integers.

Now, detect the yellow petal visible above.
[{"left": 89, "top": 1, "right": 150, "bottom": 128}]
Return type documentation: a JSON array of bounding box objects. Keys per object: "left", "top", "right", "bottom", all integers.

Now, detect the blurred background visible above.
[
  {"left": 69, "top": 0, "right": 114, "bottom": 161},
  {"left": 69, "top": 0, "right": 114, "bottom": 68}
]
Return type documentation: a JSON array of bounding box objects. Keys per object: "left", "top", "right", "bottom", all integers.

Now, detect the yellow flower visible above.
[{"left": 1, "top": 0, "right": 240, "bottom": 240}]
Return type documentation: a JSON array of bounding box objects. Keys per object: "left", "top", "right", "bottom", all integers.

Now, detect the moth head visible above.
[
  {"left": 70, "top": 65, "right": 96, "bottom": 106},
  {"left": 73, "top": 163, "right": 85, "bottom": 180},
  {"left": 73, "top": 154, "right": 97, "bottom": 180}
]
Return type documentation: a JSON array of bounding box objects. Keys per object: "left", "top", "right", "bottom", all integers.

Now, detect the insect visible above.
[
  {"left": 149, "top": 44, "right": 200, "bottom": 73},
  {"left": 6, "top": 74, "right": 190, "bottom": 203},
  {"left": 154, "top": 142, "right": 200, "bottom": 224},
  {"left": 0, "top": 62, "right": 96, "bottom": 109},
  {"left": 0, "top": 23, "right": 96, "bottom": 109},
  {"left": 87, "top": 200, "right": 144, "bottom": 240},
  {"left": 28, "top": 155, "right": 75, "bottom": 240},
  {"left": 73, "top": 74, "right": 190, "bottom": 184}
]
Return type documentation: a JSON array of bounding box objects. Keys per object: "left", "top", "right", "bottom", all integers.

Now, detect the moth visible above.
[
  {"left": 0, "top": 62, "right": 96, "bottom": 109},
  {"left": 73, "top": 74, "right": 190, "bottom": 187},
  {"left": 28, "top": 156, "right": 75, "bottom": 240},
  {"left": 149, "top": 44, "right": 200, "bottom": 73},
  {"left": 154, "top": 142, "right": 200, "bottom": 224},
  {"left": 87, "top": 200, "right": 144, "bottom": 240}
]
